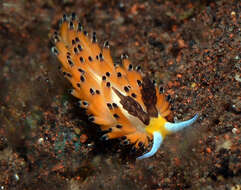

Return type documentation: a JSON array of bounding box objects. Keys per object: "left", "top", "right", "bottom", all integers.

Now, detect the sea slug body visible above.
[{"left": 51, "top": 13, "right": 198, "bottom": 160}]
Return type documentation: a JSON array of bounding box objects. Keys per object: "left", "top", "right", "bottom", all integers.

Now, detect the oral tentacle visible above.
[
  {"left": 137, "top": 131, "right": 163, "bottom": 160},
  {"left": 164, "top": 114, "right": 198, "bottom": 133}
]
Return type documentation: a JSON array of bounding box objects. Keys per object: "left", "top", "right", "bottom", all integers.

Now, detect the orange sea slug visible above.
[{"left": 51, "top": 13, "right": 198, "bottom": 160}]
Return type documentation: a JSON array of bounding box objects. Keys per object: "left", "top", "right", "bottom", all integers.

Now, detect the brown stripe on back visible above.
[
  {"left": 113, "top": 88, "right": 150, "bottom": 125},
  {"left": 140, "top": 76, "right": 158, "bottom": 117}
]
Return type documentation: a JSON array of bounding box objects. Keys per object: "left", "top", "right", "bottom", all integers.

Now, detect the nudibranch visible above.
[{"left": 51, "top": 13, "right": 198, "bottom": 160}]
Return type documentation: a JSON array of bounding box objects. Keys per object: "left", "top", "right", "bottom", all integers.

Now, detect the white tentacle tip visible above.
[
  {"left": 136, "top": 132, "right": 163, "bottom": 160},
  {"left": 165, "top": 114, "right": 199, "bottom": 133}
]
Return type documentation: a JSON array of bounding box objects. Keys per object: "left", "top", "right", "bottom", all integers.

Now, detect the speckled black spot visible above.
[
  {"left": 80, "top": 56, "right": 84, "bottom": 63},
  {"left": 124, "top": 86, "right": 129, "bottom": 92},
  {"left": 77, "top": 44, "right": 82, "bottom": 51},
  {"left": 71, "top": 12, "right": 76, "bottom": 20},
  {"left": 117, "top": 72, "right": 122, "bottom": 78},
  {"left": 136, "top": 65, "right": 141, "bottom": 72},
  {"left": 92, "top": 32, "right": 97, "bottom": 43},
  {"left": 68, "top": 89, "right": 73, "bottom": 94},
  {"left": 99, "top": 53, "right": 104, "bottom": 61},
  {"left": 83, "top": 30, "right": 88, "bottom": 36},
  {"left": 104, "top": 41, "right": 109, "bottom": 48},
  {"left": 68, "top": 59, "right": 74, "bottom": 67},
  {"left": 116, "top": 124, "right": 122, "bottom": 129},
  {"left": 72, "top": 39, "right": 76, "bottom": 45},
  {"left": 90, "top": 88, "right": 95, "bottom": 95},
  {"left": 106, "top": 82, "right": 111, "bottom": 87},
  {"left": 138, "top": 142, "right": 143, "bottom": 147},
  {"left": 69, "top": 21, "right": 74, "bottom": 30},
  {"left": 51, "top": 47, "right": 59, "bottom": 55},
  {"left": 159, "top": 86, "right": 164, "bottom": 93},
  {"left": 131, "top": 93, "right": 137, "bottom": 98},
  {"left": 83, "top": 101, "right": 88, "bottom": 106},
  {"left": 78, "top": 23, "right": 83, "bottom": 31},
  {"left": 113, "top": 114, "right": 119, "bottom": 119},
  {"left": 128, "top": 64, "right": 133, "bottom": 70},
  {"left": 74, "top": 47, "right": 78, "bottom": 54},
  {"left": 106, "top": 72, "right": 110, "bottom": 77},
  {"left": 80, "top": 75, "right": 85, "bottom": 82},
  {"left": 123, "top": 139, "right": 129, "bottom": 145},
  {"left": 121, "top": 53, "right": 128, "bottom": 59},
  {"left": 107, "top": 103, "right": 112, "bottom": 109},
  {"left": 53, "top": 35, "right": 60, "bottom": 43},
  {"left": 112, "top": 103, "right": 118, "bottom": 108},
  {"left": 66, "top": 73, "right": 72, "bottom": 78},
  {"left": 102, "top": 76, "right": 106, "bottom": 81},
  {"left": 137, "top": 80, "right": 142, "bottom": 86},
  {"left": 78, "top": 68, "right": 85, "bottom": 74},
  {"left": 62, "top": 14, "right": 67, "bottom": 21},
  {"left": 75, "top": 37, "right": 80, "bottom": 43},
  {"left": 166, "top": 94, "right": 171, "bottom": 102}
]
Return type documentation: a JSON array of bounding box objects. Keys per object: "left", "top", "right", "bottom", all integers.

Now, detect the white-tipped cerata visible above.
[
  {"left": 165, "top": 114, "right": 198, "bottom": 133},
  {"left": 137, "top": 132, "right": 163, "bottom": 160}
]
